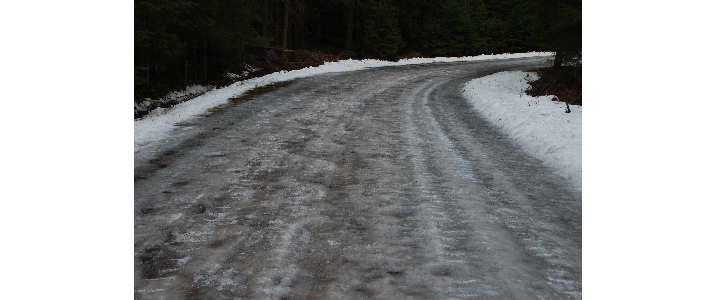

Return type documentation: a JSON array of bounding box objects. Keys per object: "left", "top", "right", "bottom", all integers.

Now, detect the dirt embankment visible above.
[{"left": 525, "top": 66, "right": 582, "bottom": 106}]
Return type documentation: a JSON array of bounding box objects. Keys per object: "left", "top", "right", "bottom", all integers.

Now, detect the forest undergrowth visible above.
[{"left": 526, "top": 66, "right": 582, "bottom": 106}]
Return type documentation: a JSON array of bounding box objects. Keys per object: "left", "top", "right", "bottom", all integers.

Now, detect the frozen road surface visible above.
[{"left": 134, "top": 57, "right": 582, "bottom": 299}]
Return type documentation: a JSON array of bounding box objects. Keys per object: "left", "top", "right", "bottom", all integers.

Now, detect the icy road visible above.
[{"left": 134, "top": 56, "right": 582, "bottom": 299}]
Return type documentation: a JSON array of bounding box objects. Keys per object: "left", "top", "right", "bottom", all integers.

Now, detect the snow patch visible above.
[{"left": 462, "top": 71, "right": 581, "bottom": 190}]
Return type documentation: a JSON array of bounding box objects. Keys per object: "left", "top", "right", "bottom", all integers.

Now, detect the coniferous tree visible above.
[
  {"left": 524, "top": 0, "right": 582, "bottom": 67},
  {"left": 361, "top": 0, "right": 404, "bottom": 59},
  {"left": 134, "top": 0, "right": 581, "bottom": 101}
]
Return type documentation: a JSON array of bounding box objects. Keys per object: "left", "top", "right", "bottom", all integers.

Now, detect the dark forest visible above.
[{"left": 135, "top": 0, "right": 581, "bottom": 100}]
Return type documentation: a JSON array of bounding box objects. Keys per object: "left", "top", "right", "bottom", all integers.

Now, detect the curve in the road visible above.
[{"left": 134, "top": 57, "right": 581, "bottom": 299}]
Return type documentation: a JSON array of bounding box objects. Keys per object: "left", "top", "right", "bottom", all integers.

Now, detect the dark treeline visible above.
[{"left": 135, "top": 0, "right": 581, "bottom": 99}]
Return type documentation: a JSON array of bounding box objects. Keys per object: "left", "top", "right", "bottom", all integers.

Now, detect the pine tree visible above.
[{"left": 361, "top": 0, "right": 404, "bottom": 59}]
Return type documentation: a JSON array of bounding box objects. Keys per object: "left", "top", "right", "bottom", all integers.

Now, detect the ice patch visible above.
[{"left": 169, "top": 213, "right": 182, "bottom": 223}]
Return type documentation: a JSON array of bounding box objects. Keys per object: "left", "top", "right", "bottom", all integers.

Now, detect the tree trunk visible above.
[
  {"left": 315, "top": 9, "right": 322, "bottom": 41},
  {"left": 204, "top": 38, "right": 208, "bottom": 81},
  {"left": 262, "top": 1, "right": 269, "bottom": 38},
  {"left": 345, "top": 5, "right": 355, "bottom": 51},
  {"left": 283, "top": 0, "right": 289, "bottom": 49},
  {"left": 554, "top": 51, "right": 563, "bottom": 69}
]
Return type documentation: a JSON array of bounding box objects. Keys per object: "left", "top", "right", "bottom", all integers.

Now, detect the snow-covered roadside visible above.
[
  {"left": 462, "top": 71, "right": 581, "bottom": 190},
  {"left": 135, "top": 85, "right": 214, "bottom": 117},
  {"left": 135, "top": 52, "right": 552, "bottom": 155}
]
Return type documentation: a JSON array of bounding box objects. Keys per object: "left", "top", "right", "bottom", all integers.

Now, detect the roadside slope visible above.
[{"left": 463, "top": 71, "right": 582, "bottom": 190}]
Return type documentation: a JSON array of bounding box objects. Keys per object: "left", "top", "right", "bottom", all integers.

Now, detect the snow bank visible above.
[
  {"left": 462, "top": 71, "right": 581, "bottom": 190},
  {"left": 135, "top": 52, "right": 552, "bottom": 154},
  {"left": 135, "top": 85, "right": 215, "bottom": 117}
]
